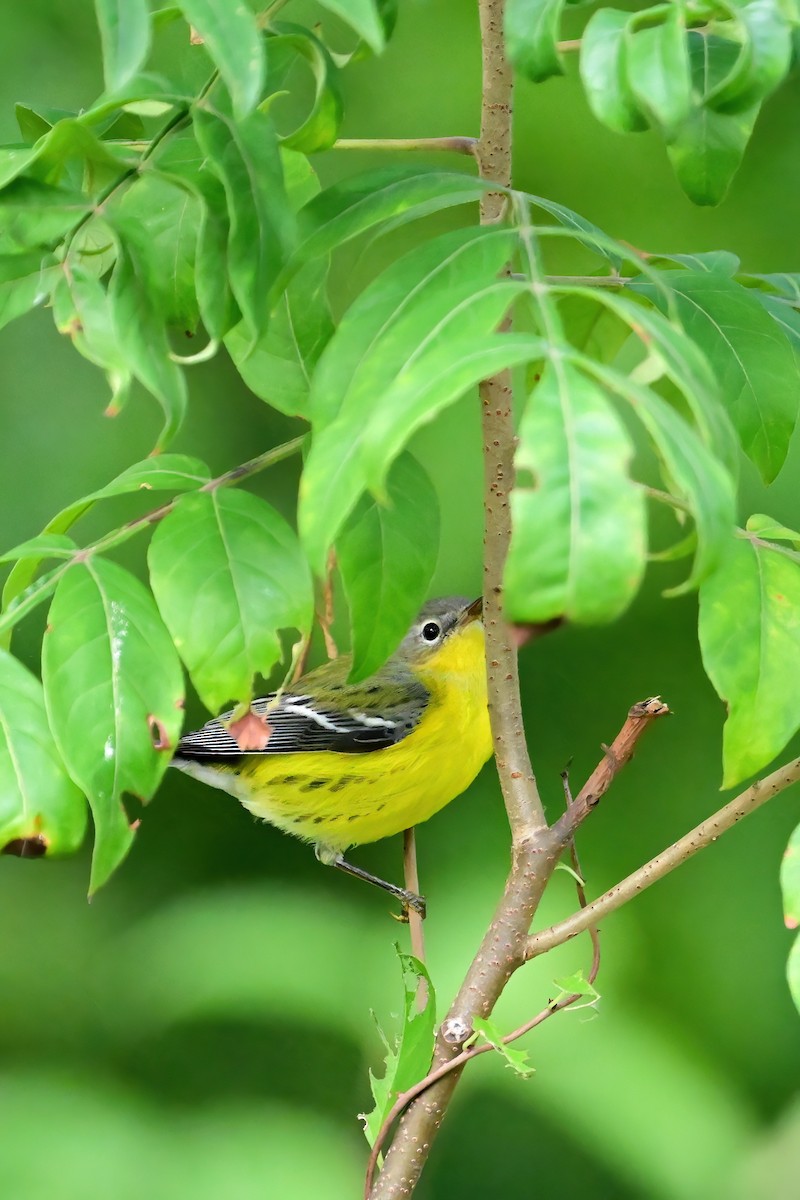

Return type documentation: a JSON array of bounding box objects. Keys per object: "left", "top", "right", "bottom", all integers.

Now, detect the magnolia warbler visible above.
[{"left": 173, "top": 596, "right": 491, "bottom": 914}]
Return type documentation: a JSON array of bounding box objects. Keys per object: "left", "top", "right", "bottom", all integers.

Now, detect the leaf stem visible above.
[{"left": 332, "top": 137, "right": 479, "bottom": 156}]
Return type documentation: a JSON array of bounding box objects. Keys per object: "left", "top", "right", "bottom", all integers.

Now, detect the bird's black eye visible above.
[{"left": 422, "top": 621, "right": 441, "bottom": 642}]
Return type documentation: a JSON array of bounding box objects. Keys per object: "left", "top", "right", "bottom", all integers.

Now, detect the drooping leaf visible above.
[
  {"left": 298, "top": 225, "right": 543, "bottom": 572},
  {"left": 505, "top": 0, "right": 565, "bottom": 83},
  {"left": 337, "top": 454, "right": 440, "bottom": 682},
  {"left": 708, "top": 0, "right": 793, "bottom": 114},
  {"left": 94, "top": 0, "right": 152, "bottom": 92},
  {"left": 41, "top": 559, "right": 184, "bottom": 892},
  {"left": 148, "top": 489, "right": 313, "bottom": 712},
  {"left": 176, "top": 0, "right": 265, "bottom": 117},
  {"left": 316, "top": 0, "right": 386, "bottom": 54},
  {"left": 505, "top": 361, "right": 647, "bottom": 625},
  {"left": 630, "top": 270, "right": 799, "bottom": 482},
  {"left": 579, "top": 8, "right": 647, "bottom": 133},
  {"left": 193, "top": 104, "right": 294, "bottom": 343},
  {"left": 625, "top": 5, "right": 692, "bottom": 136},
  {"left": 0, "top": 534, "right": 79, "bottom": 565},
  {"left": 269, "top": 25, "right": 344, "bottom": 153},
  {"left": 699, "top": 535, "right": 800, "bottom": 787},
  {"left": 362, "top": 950, "right": 435, "bottom": 1147},
  {"left": 51, "top": 265, "right": 132, "bottom": 410},
  {"left": 0, "top": 649, "right": 86, "bottom": 857}
]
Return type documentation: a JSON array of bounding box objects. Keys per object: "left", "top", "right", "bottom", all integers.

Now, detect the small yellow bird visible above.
[{"left": 174, "top": 596, "right": 492, "bottom": 913}]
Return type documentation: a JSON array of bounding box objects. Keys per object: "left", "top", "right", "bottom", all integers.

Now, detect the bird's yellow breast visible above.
[{"left": 234, "top": 622, "right": 492, "bottom": 851}]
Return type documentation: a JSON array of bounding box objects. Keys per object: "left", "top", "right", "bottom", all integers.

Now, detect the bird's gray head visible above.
[{"left": 396, "top": 596, "right": 483, "bottom": 663}]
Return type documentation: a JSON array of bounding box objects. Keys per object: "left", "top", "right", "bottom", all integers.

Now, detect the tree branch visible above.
[{"left": 527, "top": 754, "right": 800, "bottom": 959}]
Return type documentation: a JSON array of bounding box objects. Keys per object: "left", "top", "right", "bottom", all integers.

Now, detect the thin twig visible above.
[
  {"left": 333, "top": 137, "right": 479, "bottom": 156},
  {"left": 527, "top": 754, "right": 800, "bottom": 959},
  {"left": 403, "top": 828, "right": 428, "bottom": 1010}
]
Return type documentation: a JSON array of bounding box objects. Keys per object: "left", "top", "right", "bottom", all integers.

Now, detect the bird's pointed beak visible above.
[{"left": 459, "top": 596, "right": 483, "bottom": 626}]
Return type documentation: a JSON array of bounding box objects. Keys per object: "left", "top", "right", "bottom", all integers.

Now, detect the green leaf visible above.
[
  {"left": 781, "top": 822, "right": 800, "bottom": 930},
  {"left": 0, "top": 534, "right": 78, "bottom": 565},
  {"left": 709, "top": 0, "right": 793, "bottom": 114},
  {"left": 1, "top": 455, "right": 211, "bottom": 627},
  {"left": 505, "top": 361, "right": 647, "bottom": 625},
  {"left": 190, "top": 171, "right": 238, "bottom": 340},
  {"left": 317, "top": 0, "right": 386, "bottom": 55},
  {"left": 337, "top": 454, "right": 440, "bottom": 682},
  {"left": 269, "top": 25, "right": 343, "bottom": 153},
  {"left": 94, "top": 0, "right": 151, "bottom": 92},
  {"left": 0, "top": 179, "right": 89, "bottom": 251},
  {"left": 746, "top": 512, "right": 800, "bottom": 546},
  {"left": 15, "top": 103, "right": 75, "bottom": 143},
  {"left": 529, "top": 195, "right": 625, "bottom": 270},
  {"left": 787, "top": 935, "right": 800, "bottom": 1015},
  {"left": 148, "top": 489, "right": 313, "bottom": 712},
  {"left": 471, "top": 1015, "right": 534, "bottom": 1079},
  {"left": 193, "top": 104, "right": 294, "bottom": 343},
  {"left": 652, "top": 250, "right": 741, "bottom": 275},
  {"left": 176, "top": 0, "right": 265, "bottom": 117},
  {"left": 505, "top": 0, "right": 565, "bottom": 83},
  {"left": 298, "top": 225, "right": 543, "bottom": 572},
  {"left": 226, "top": 258, "right": 333, "bottom": 417},
  {"left": 0, "top": 251, "right": 57, "bottom": 332},
  {"left": 625, "top": 5, "right": 692, "bottom": 136},
  {"left": 579, "top": 8, "right": 648, "bottom": 133},
  {"left": 553, "top": 968, "right": 600, "bottom": 1000},
  {"left": 52, "top": 265, "right": 132, "bottom": 410},
  {"left": 42, "top": 559, "right": 184, "bottom": 892},
  {"left": 108, "top": 239, "right": 188, "bottom": 448},
  {"left": 754, "top": 293, "right": 800, "bottom": 360},
  {"left": 699, "top": 535, "right": 800, "bottom": 787},
  {"left": 362, "top": 950, "right": 435, "bottom": 1147},
  {"left": 630, "top": 270, "right": 799, "bottom": 482},
  {"left": 0, "top": 649, "right": 87, "bottom": 857}
]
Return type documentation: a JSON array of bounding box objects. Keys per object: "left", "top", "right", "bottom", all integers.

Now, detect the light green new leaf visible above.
[
  {"left": 363, "top": 950, "right": 435, "bottom": 1147},
  {"left": 625, "top": 5, "right": 692, "bottom": 136},
  {"left": 317, "top": 0, "right": 386, "bottom": 54},
  {"left": 579, "top": 8, "right": 647, "bottom": 133},
  {"left": 699, "top": 535, "right": 800, "bottom": 787},
  {"left": 746, "top": 512, "right": 800, "bottom": 546},
  {"left": 338, "top": 454, "right": 440, "bottom": 683},
  {"left": 505, "top": 361, "right": 646, "bottom": 625},
  {"left": 471, "top": 1016, "right": 534, "bottom": 1079},
  {"left": 94, "top": 0, "right": 151, "bottom": 92},
  {"left": 298, "top": 225, "right": 542, "bottom": 571},
  {"left": 193, "top": 104, "right": 294, "bottom": 343},
  {"left": 0, "top": 649, "right": 86, "bottom": 857},
  {"left": 631, "top": 270, "right": 798, "bottom": 482},
  {"left": 148, "top": 489, "right": 313, "bottom": 712},
  {"left": 505, "top": 0, "right": 565, "bottom": 83},
  {"left": 781, "top": 823, "right": 800, "bottom": 930},
  {"left": 42, "top": 559, "right": 184, "bottom": 892},
  {"left": 226, "top": 258, "right": 333, "bottom": 417},
  {"left": 176, "top": 0, "right": 265, "bottom": 117}
]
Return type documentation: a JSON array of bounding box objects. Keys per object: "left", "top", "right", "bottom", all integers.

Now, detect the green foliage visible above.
[
  {"left": 469, "top": 1015, "right": 534, "bottom": 1078},
  {"left": 781, "top": 824, "right": 800, "bottom": 1014}
]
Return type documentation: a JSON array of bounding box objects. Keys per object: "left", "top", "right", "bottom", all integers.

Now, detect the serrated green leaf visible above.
[
  {"left": 0, "top": 649, "right": 87, "bottom": 857},
  {"left": 471, "top": 1015, "right": 534, "bottom": 1079},
  {"left": 177, "top": 0, "right": 265, "bottom": 117},
  {"left": 94, "top": 0, "right": 151, "bottom": 93},
  {"left": 630, "top": 270, "right": 798, "bottom": 482},
  {"left": 42, "top": 559, "right": 184, "bottom": 892},
  {"left": 269, "top": 25, "right": 343, "bottom": 153},
  {"left": 625, "top": 5, "right": 692, "bottom": 136},
  {"left": 579, "top": 8, "right": 648, "bottom": 132},
  {"left": 193, "top": 103, "right": 294, "bottom": 344},
  {"left": 362, "top": 950, "right": 435, "bottom": 1147},
  {"left": 505, "top": 0, "right": 565, "bottom": 83},
  {"left": 699, "top": 535, "right": 800, "bottom": 786},
  {"left": 780, "top": 823, "right": 800, "bottom": 931},
  {"left": 0, "top": 534, "right": 79, "bottom": 565},
  {"left": 338, "top": 454, "right": 440, "bottom": 682},
  {"left": 317, "top": 0, "right": 386, "bottom": 54},
  {"left": 505, "top": 361, "right": 646, "bottom": 625},
  {"left": 226, "top": 258, "right": 333, "bottom": 416},
  {"left": 746, "top": 513, "right": 800, "bottom": 545},
  {"left": 148, "top": 489, "right": 313, "bottom": 712},
  {"left": 298, "top": 225, "right": 543, "bottom": 572}
]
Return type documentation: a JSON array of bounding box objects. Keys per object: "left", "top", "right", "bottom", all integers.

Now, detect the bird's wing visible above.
[{"left": 175, "top": 663, "right": 430, "bottom": 761}]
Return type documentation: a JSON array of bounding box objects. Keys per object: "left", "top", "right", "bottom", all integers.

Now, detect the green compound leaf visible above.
[
  {"left": 337, "top": 453, "right": 440, "bottom": 683},
  {"left": 505, "top": 361, "right": 646, "bottom": 625},
  {"left": 625, "top": 4, "right": 692, "bottom": 137},
  {"left": 42, "top": 559, "right": 184, "bottom": 893},
  {"left": 579, "top": 8, "right": 647, "bottom": 133},
  {"left": 471, "top": 1016, "right": 534, "bottom": 1079},
  {"left": 298, "top": 225, "right": 543, "bottom": 573},
  {"left": 630, "top": 270, "right": 799, "bottom": 483},
  {"left": 505, "top": 0, "right": 566, "bottom": 83},
  {"left": 94, "top": 0, "right": 151, "bottom": 93},
  {"left": 699, "top": 535, "right": 800, "bottom": 788},
  {"left": 148, "top": 489, "right": 314, "bottom": 712},
  {"left": 362, "top": 950, "right": 435, "bottom": 1148},
  {"left": 0, "top": 649, "right": 86, "bottom": 857},
  {"left": 176, "top": 0, "right": 265, "bottom": 118}
]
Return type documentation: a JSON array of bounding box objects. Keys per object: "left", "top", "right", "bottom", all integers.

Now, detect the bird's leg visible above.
[{"left": 325, "top": 853, "right": 427, "bottom": 918}]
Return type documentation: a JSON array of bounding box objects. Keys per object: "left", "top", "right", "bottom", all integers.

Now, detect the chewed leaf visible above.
[{"left": 471, "top": 1015, "right": 534, "bottom": 1079}]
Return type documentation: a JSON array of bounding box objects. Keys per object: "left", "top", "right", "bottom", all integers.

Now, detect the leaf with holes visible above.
[
  {"left": 338, "top": 454, "right": 440, "bottom": 682},
  {"left": 471, "top": 1015, "right": 534, "bottom": 1079},
  {"left": 148, "top": 489, "right": 313, "bottom": 712},
  {"left": 699, "top": 535, "right": 800, "bottom": 787},
  {"left": 0, "top": 649, "right": 86, "bottom": 857},
  {"left": 42, "top": 559, "right": 184, "bottom": 892},
  {"left": 505, "top": 361, "right": 646, "bottom": 624}
]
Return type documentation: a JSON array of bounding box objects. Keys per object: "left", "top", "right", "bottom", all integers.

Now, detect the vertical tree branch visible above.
[{"left": 403, "top": 827, "right": 428, "bottom": 1010}]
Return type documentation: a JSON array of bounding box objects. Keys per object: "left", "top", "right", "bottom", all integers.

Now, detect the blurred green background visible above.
[{"left": 3, "top": 2, "right": 800, "bottom": 1198}]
